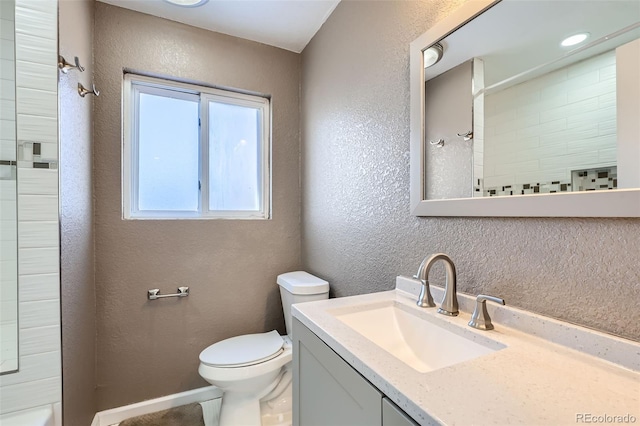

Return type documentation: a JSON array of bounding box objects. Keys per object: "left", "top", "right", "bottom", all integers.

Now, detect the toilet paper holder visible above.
[{"left": 148, "top": 286, "right": 189, "bottom": 300}]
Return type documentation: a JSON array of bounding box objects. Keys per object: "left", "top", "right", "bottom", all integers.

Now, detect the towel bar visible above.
[{"left": 148, "top": 287, "right": 189, "bottom": 300}]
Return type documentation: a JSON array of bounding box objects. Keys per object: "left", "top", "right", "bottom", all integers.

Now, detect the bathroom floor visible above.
[
  {"left": 112, "top": 399, "right": 291, "bottom": 426},
  {"left": 115, "top": 403, "right": 205, "bottom": 426}
]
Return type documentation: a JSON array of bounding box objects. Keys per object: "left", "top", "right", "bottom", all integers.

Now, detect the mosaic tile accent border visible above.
[
  {"left": 571, "top": 167, "right": 617, "bottom": 191},
  {"left": 17, "top": 142, "right": 58, "bottom": 169},
  {"left": 0, "top": 162, "right": 17, "bottom": 180},
  {"left": 475, "top": 166, "right": 618, "bottom": 197}
]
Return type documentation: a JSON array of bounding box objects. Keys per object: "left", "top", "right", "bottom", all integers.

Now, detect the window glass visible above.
[
  {"left": 208, "top": 101, "right": 261, "bottom": 211},
  {"left": 138, "top": 92, "right": 199, "bottom": 211}
]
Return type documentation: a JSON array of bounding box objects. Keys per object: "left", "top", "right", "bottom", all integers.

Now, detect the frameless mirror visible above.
[
  {"left": 0, "top": 0, "right": 19, "bottom": 373},
  {"left": 410, "top": 0, "right": 640, "bottom": 217}
]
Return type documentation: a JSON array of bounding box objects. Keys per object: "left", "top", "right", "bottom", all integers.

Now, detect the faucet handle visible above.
[{"left": 468, "top": 295, "right": 505, "bottom": 330}]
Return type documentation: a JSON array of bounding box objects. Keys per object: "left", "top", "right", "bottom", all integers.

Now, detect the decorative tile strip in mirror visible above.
[{"left": 476, "top": 166, "right": 618, "bottom": 197}]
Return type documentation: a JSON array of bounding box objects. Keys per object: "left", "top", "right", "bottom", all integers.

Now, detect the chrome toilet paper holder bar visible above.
[{"left": 148, "top": 286, "right": 189, "bottom": 300}]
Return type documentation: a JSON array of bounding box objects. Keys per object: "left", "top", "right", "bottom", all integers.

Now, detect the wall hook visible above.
[
  {"left": 429, "top": 138, "right": 445, "bottom": 148},
  {"left": 78, "top": 82, "right": 100, "bottom": 98},
  {"left": 58, "top": 55, "right": 85, "bottom": 73},
  {"left": 457, "top": 130, "right": 473, "bottom": 141}
]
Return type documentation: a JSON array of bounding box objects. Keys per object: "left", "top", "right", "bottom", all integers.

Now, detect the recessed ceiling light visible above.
[
  {"left": 561, "top": 33, "right": 590, "bottom": 47},
  {"left": 424, "top": 43, "right": 444, "bottom": 68},
  {"left": 164, "top": 0, "right": 208, "bottom": 7}
]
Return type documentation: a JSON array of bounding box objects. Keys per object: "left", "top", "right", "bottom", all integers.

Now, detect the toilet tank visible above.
[{"left": 277, "top": 271, "right": 329, "bottom": 338}]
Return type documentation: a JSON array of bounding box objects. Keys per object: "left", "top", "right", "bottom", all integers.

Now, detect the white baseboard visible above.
[{"left": 91, "top": 386, "right": 223, "bottom": 426}]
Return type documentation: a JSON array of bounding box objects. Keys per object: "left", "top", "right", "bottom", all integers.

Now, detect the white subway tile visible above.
[
  {"left": 17, "top": 168, "right": 58, "bottom": 195},
  {"left": 515, "top": 170, "right": 568, "bottom": 186},
  {"left": 1, "top": 58, "right": 15, "bottom": 80},
  {"left": 16, "top": 60, "right": 57, "bottom": 92},
  {"left": 598, "top": 92, "right": 615, "bottom": 109},
  {"left": 0, "top": 180, "right": 16, "bottom": 200},
  {"left": 567, "top": 78, "right": 616, "bottom": 103},
  {"left": 0, "top": 138, "right": 16, "bottom": 161},
  {"left": 567, "top": 134, "right": 615, "bottom": 155},
  {"left": 539, "top": 97, "right": 598, "bottom": 123},
  {"left": 17, "top": 114, "right": 57, "bottom": 145},
  {"left": 516, "top": 93, "right": 567, "bottom": 117},
  {"left": 16, "top": 87, "right": 57, "bottom": 118},
  {"left": 15, "top": 5, "right": 57, "bottom": 41},
  {"left": 0, "top": 275, "right": 17, "bottom": 301},
  {"left": 567, "top": 51, "right": 615, "bottom": 78},
  {"left": 540, "top": 151, "right": 600, "bottom": 170},
  {"left": 20, "top": 325, "right": 60, "bottom": 355},
  {"left": 1, "top": 237, "right": 17, "bottom": 260},
  {"left": 599, "top": 64, "right": 616, "bottom": 82},
  {"left": 19, "top": 299, "right": 59, "bottom": 329},
  {"left": 0, "top": 351, "right": 60, "bottom": 387},
  {"left": 484, "top": 174, "right": 515, "bottom": 188},
  {"left": 495, "top": 159, "right": 539, "bottom": 176},
  {"left": 540, "top": 122, "right": 599, "bottom": 147},
  {"left": 518, "top": 118, "right": 566, "bottom": 139},
  {"left": 0, "top": 120, "right": 16, "bottom": 142},
  {"left": 18, "top": 221, "right": 58, "bottom": 248},
  {"left": 0, "top": 259, "right": 17, "bottom": 283},
  {"left": 0, "top": 1, "right": 14, "bottom": 20},
  {"left": 0, "top": 99, "right": 15, "bottom": 122},
  {"left": 598, "top": 148, "right": 617, "bottom": 164},
  {"left": 562, "top": 70, "right": 599, "bottom": 92},
  {"left": 14, "top": 32, "right": 56, "bottom": 66},
  {"left": 0, "top": 18, "right": 15, "bottom": 41},
  {"left": 19, "top": 247, "right": 59, "bottom": 275},
  {"left": 566, "top": 106, "right": 616, "bottom": 127},
  {"left": 1, "top": 300, "right": 17, "bottom": 323},
  {"left": 0, "top": 200, "right": 17, "bottom": 222},
  {"left": 17, "top": 195, "right": 57, "bottom": 221},
  {"left": 0, "top": 376, "right": 60, "bottom": 413},
  {"left": 0, "top": 79, "right": 15, "bottom": 101},
  {"left": 19, "top": 273, "right": 59, "bottom": 302},
  {"left": 1, "top": 38, "right": 13, "bottom": 60},
  {"left": 598, "top": 119, "right": 616, "bottom": 136}
]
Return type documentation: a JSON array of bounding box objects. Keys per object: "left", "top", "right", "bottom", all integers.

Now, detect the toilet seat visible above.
[{"left": 200, "top": 330, "right": 284, "bottom": 368}]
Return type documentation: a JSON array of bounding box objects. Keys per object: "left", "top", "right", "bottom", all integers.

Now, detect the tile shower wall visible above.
[
  {"left": 0, "top": 0, "right": 18, "bottom": 374},
  {"left": 484, "top": 50, "right": 616, "bottom": 191},
  {"left": 0, "top": 0, "right": 60, "bottom": 418}
]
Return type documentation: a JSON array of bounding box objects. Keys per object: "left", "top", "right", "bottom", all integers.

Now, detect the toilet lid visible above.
[{"left": 199, "top": 330, "right": 284, "bottom": 367}]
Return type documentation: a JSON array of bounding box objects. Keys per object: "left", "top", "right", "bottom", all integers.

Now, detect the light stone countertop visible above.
[{"left": 292, "top": 276, "right": 640, "bottom": 426}]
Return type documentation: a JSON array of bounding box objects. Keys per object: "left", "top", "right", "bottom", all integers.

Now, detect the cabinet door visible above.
[
  {"left": 382, "top": 398, "right": 419, "bottom": 426},
  {"left": 293, "top": 317, "right": 382, "bottom": 426}
]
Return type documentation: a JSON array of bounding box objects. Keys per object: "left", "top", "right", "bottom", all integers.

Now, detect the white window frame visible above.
[{"left": 122, "top": 74, "right": 271, "bottom": 220}]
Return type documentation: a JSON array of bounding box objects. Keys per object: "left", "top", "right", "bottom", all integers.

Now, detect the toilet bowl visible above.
[{"left": 198, "top": 271, "right": 329, "bottom": 426}]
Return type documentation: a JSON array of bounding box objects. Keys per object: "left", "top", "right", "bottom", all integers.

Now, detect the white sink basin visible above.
[{"left": 333, "top": 301, "right": 505, "bottom": 373}]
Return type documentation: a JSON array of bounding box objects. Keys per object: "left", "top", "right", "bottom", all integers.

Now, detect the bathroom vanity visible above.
[
  {"left": 291, "top": 277, "right": 640, "bottom": 425},
  {"left": 293, "top": 317, "right": 417, "bottom": 425}
]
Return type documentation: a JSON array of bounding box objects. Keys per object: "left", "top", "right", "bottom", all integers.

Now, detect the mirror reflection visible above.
[
  {"left": 423, "top": 0, "right": 640, "bottom": 200},
  {"left": 0, "top": 0, "right": 18, "bottom": 374}
]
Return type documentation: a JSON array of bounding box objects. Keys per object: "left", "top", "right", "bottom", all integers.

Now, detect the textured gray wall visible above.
[
  {"left": 59, "top": 0, "right": 97, "bottom": 424},
  {"left": 301, "top": 0, "right": 640, "bottom": 342},
  {"left": 94, "top": 3, "right": 301, "bottom": 409}
]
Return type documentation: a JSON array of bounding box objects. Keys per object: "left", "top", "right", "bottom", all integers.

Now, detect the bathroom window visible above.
[{"left": 123, "top": 74, "right": 270, "bottom": 219}]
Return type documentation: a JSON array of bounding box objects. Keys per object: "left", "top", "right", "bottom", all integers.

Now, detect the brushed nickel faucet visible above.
[{"left": 414, "top": 253, "right": 458, "bottom": 316}]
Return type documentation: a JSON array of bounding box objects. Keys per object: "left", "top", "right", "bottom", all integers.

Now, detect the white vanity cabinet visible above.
[{"left": 293, "top": 317, "right": 418, "bottom": 426}]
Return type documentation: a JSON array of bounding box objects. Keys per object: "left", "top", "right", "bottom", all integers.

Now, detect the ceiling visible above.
[
  {"left": 424, "top": 0, "right": 640, "bottom": 90},
  {"left": 97, "top": 0, "right": 341, "bottom": 53}
]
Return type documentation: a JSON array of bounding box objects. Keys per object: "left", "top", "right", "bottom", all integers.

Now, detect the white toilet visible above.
[{"left": 198, "top": 271, "right": 329, "bottom": 426}]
